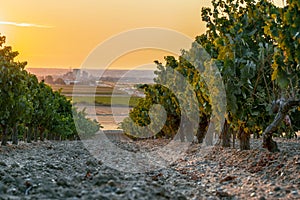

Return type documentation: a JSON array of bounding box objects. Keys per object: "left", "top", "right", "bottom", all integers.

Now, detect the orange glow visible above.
[
  {"left": 0, "top": 0, "right": 212, "bottom": 69},
  {"left": 109, "top": 49, "right": 177, "bottom": 70}
]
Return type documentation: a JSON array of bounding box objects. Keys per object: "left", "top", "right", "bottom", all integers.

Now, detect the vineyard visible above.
[
  {"left": 2, "top": 0, "right": 299, "bottom": 150},
  {"left": 0, "top": 35, "right": 100, "bottom": 145},
  {"left": 1, "top": 0, "right": 300, "bottom": 199},
  {"left": 121, "top": 0, "right": 300, "bottom": 152}
]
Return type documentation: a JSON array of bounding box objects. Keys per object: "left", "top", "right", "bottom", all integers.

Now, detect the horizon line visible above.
[{"left": 25, "top": 67, "right": 155, "bottom": 70}]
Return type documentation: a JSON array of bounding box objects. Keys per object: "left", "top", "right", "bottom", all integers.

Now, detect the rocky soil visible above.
[{"left": 0, "top": 137, "right": 299, "bottom": 200}]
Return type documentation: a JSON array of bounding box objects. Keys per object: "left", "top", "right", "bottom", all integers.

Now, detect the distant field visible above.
[
  {"left": 69, "top": 96, "right": 141, "bottom": 107},
  {"left": 51, "top": 84, "right": 126, "bottom": 95},
  {"left": 51, "top": 84, "right": 141, "bottom": 107}
]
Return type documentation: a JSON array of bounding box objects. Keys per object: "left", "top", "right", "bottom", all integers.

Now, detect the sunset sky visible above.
[{"left": 0, "top": 0, "right": 285, "bottom": 70}]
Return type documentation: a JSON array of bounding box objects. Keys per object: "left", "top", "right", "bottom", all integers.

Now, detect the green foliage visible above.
[
  {"left": 122, "top": 84, "right": 181, "bottom": 139},
  {"left": 0, "top": 35, "right": 29, "bottom": 145},
  {"left": 265, "top": 0, "right": 300, "bottom": 97},
  {"left": 122, "top": 0, "right": 300, "bottom": 147},
  {"left": 73, "top": 107, "right": 101, "bottom": 139},
  {"left": 121, "top": 55, "right": 210, "bottom": 140},
  {"left": 199, "top": 0, "right": 300, "bottom": 143},
  {"left": 198, "top": 0, "right": 280, "bottom": 140},
  {"left": 0, "top": 34, "right": 100, "bottom": 145}
]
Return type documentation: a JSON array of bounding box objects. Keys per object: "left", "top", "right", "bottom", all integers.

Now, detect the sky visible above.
[{"left": 0, "top": 0, "right": 285, "bottom": 70}]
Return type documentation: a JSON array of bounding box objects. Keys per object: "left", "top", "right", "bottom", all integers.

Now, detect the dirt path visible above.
[{"left": 0, "top": 138, "right": 299, "bottom": 199}]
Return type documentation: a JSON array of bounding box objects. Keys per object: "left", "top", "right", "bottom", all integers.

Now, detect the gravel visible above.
[
  {"left": 0, "top": 137, "right": 299, "bottom": 199},
  {"left": 0, "top": 140, "right": 202, "bottom": 200}
]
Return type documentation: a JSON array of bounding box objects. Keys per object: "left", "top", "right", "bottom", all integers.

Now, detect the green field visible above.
[
  {"left": 51, "top": 84, "right": 141, "bottom": 107},
  {"left": 51, "top": 84, "right": 126, "bottom": 95},
  {"left": 68, "top": 96, "right": 141, "bottom": 107}
]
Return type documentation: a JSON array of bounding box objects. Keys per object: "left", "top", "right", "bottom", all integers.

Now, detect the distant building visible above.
[
  {"left": 64, "top": 80, "right": 80, "bottom": 85},
  {"left": 82, "top": 71, "right": 89, "bottom": 79},
  {"left": 73, "top": 69, "right": 81, "bottom": 77},
  {"left": 95, "top": 81, "right": 112, "bottom": 87}
]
